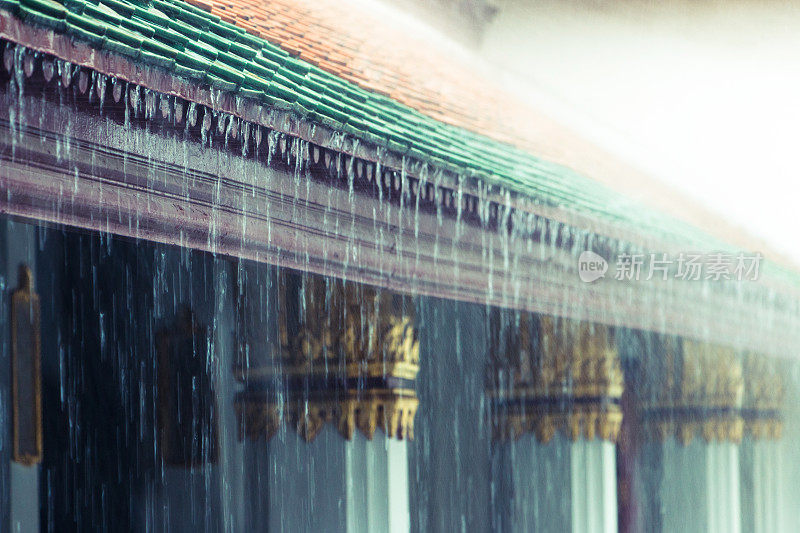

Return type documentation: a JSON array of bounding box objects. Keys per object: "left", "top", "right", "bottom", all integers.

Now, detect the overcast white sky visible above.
[{"left": 480, "top": 0, "right": 800, "bottom": 263}]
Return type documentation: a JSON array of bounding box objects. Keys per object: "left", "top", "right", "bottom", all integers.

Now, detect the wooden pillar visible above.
[{"left": 489, "top": 312, "right": 622, "bottom": 533}]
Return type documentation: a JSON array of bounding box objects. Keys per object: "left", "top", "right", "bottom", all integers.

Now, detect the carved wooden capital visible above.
[
  {"left": 236, "top": 271, "right": 419, "bottom": 442},
  {"left": 236, "top": 390, "right": 418, "bottom": 442},
  {"left": 742, "top": 353, "right": 785, "bottom": 440},
  {"left": 638, "top": 339, "right": 747, "bottom": 445},
  {"left": 488, "top": 312, "right": 623, "bottom": 444}
]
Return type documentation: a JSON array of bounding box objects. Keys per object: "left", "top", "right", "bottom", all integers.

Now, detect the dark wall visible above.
[
  {"left": 3, "top": 219, "right": 500, "bottom": 532},
  {"left": 410, "top": 298, "right": 493, "bottom": 532},
  {"left": 0, "top": 219, "right": 10, "bottom": 528},
  {"left": 37, "top": 229, "right": 222, "bottom": 531}
]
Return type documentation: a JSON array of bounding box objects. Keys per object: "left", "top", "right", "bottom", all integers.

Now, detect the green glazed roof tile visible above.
[
  {"left": 177, "top": 49, "right": 208, "bottom": 70},
  {"left": 242, "top": 73, "right": 270, "bottom": 92},
  {"left": 0, "top": 0, "right": 19, "bottom": 14},
  {"left": 141, "top": 36, "right": 174, "bottom": 57},
  {"left": 185, "top": 39, "right": 217, "bottom": 60},
  {"left": 165, "top": 18, "right": 197, "bottom": 39},
  {"left": 198, "top": 30, "right": 229, "bottom": 53},
  {"left": 21, "top": 0, "right": 64, "bottom": 17},
  {"left": 244, "top": 62, "right": 274, "bottom": 81},
  {"left": 218, "top": 49, "right": 251, "bottom": 71},
  {"left": 104, "top": 24, "right": 142, "bottom": 48},
  {"left": 205, "top": 72, "right": 236, "bottom": 92},
  {"left": 103, "top": 37, "right": 137, "bottom": 58},
  {"left": 170, "top": 6, "right": 208, "bottom": 28},
  {"left": 228, "top": 40, "right": 257, "bottom": 60},
  {"left": 208, "top": 60, "right": 243, "bottom": 84},
  {"left": 139, "top": 48, "right": 173, "bottom": 69},
  {"left": 234, "top": 31, "right": 263, "bottom": 50},
  {"left": 119, "top": 17, "right": 153, "bottom": 38},
  {"left": 237, "top": 86, "right": 261, "bottom": 100},
  {"left": 174, "top": 61, "right": 203, "bottom": 79},
  {"left": 20, "top": 6, "right": 65, "bottom": 30}
]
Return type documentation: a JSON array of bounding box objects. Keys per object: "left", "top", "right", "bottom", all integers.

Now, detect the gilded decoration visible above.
[
  {"left": 488, "top": 312, "right": 624, "bottom": 444},
  {"left": 11, "top": 265, "right": 43, "bottom": 466},
  {"left": 236, "top": 389, "right": 419, "bottom": 442},
  {"left": 639, "top": 339, "right": 746, "bottom": 445},
  {"left": 742, "top": 353, "right": 785, "bottom": 439},
  {"left": 236, "top": 270, "right": 420, "bottom": 442}
]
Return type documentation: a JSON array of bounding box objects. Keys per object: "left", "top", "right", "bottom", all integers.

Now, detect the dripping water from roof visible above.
[{"left": 1, "top": 39, "right": 800, "bottom": 533}]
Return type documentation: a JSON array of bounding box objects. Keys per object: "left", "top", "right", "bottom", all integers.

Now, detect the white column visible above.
[
  {"left": 386, "top": 439, "right": 410, "bottom": 532},
  {"left": 742, "top": 438, "right": 790, "bottom": 533},
  {"left": 347, "top": 431, "right": 409, "bottom": 533},
  {"left": 571, "top": 439, "right": 618, "bottom": 533},
  {"left": 658, "top": 439, "right": 741, "bottom": 533},
  {"left": 503, "top": 434, "right": 617, "bottom": 533},
  {"left": 267, "top": 428, "right": 410, "bottom": 532},
  {"left": 708, "top": 442, "right": 741, "bottom": 533}
]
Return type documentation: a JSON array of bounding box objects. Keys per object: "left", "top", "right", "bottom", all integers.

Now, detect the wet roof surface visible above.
[
  {"left": 180, "top": 0, "right": 533, "bottom": 149},
  {"left": 0, "top": 0, "right": 785, "bottom": 259}
]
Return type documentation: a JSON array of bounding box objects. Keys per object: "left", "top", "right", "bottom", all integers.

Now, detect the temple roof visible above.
[
  {"left": 2, "top": 0, "right": 799, "bottom": 284},
  {"left": 0, "top": 0, "right": 702, "bottom": 238},
  {"left": 3, "top": 0, "right": 800, "bottom": 355}
]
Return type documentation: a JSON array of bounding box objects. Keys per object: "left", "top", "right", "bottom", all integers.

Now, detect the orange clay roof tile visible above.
[{"left": 184, "top": 0, "right": 213, "bottom": 11}]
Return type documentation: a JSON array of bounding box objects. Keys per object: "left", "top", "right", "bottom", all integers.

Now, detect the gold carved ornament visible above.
[
  {"left": 11, "top": 265, "right": 43, "bottom": 466},
  {"left": 741, "top": 353, "right": 785, "bottom": 440},
  {"left": 639, "top": 339, "right": 745, "bottom": 445},
  {"left": 488, "top": 312, "right": 624, "bottom": 444},
  {"left": 236, "top": 272, "right": 420, "bottom": 442},
  {"left": 237, "top": 389, "right": 419, "bottom": 443}
]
